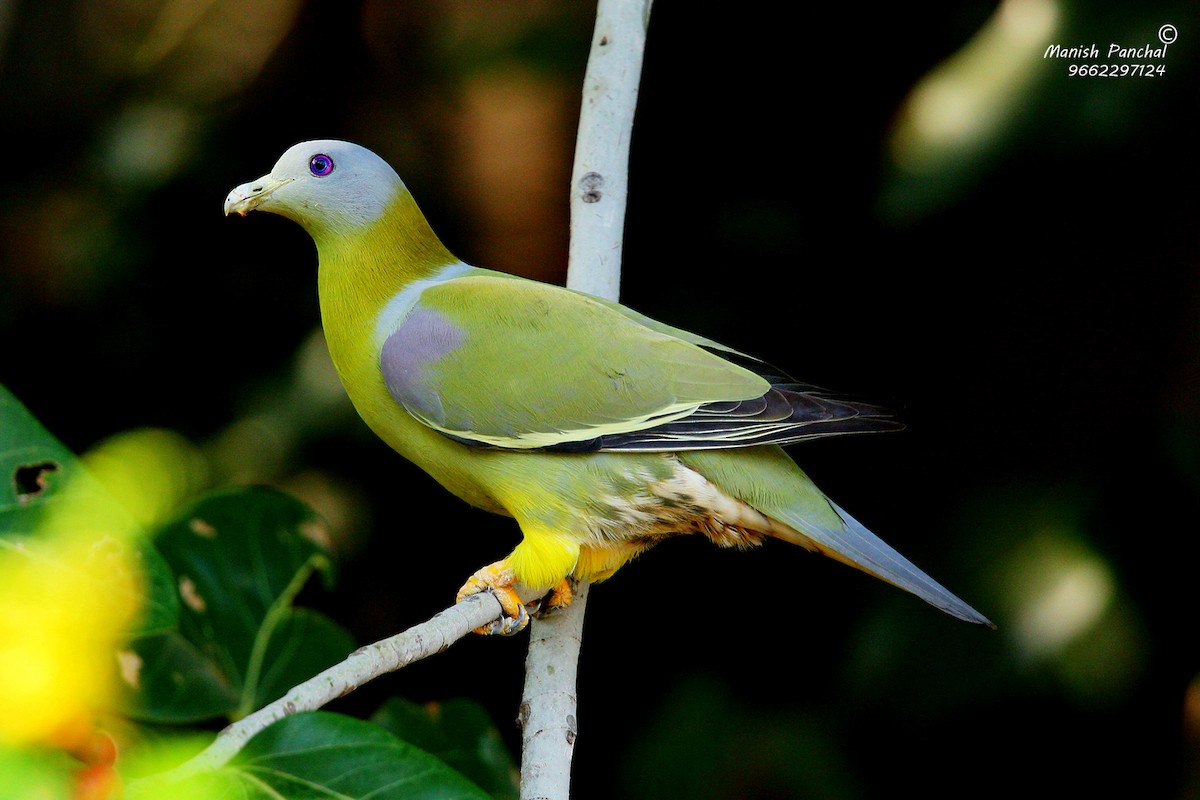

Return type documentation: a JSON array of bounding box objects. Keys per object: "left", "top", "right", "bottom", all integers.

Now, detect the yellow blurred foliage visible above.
[
  {"left": 80, "top": 428, "right": 209, "bottom": 532},
  {"left": 0, "top": 428, "right": 206, "bottom": 751},
  {"left": 0, "top": 529, "right": 137, "bottom": 749}
]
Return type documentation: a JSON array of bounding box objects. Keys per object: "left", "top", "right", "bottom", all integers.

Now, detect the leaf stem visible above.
[{"left": 234, "top": 553, "right": 331, "bottom": 719}]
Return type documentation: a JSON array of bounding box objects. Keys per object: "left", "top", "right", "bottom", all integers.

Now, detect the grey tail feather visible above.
[{"left": 773, "top": 500, "right": 994, "bottom": 627}]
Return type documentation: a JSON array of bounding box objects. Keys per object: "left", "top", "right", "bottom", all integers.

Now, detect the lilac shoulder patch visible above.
[{"left": 380, "top": 307, "right": 465, "bottom": 426}]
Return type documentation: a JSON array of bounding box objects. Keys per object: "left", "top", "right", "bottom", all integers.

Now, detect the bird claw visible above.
[
  {"left": 481, "top": 593, "right": 530, "bottom": 636},
  {"left": 456, "top": 564, "right": 577, "bottom": 635},
  {"left": 457, "top": 561, "right": 530, "bottom": 636}
]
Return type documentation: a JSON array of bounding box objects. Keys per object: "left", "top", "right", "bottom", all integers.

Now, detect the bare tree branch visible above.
[
  {"left": 519, "top": 1, "right": 653, "bottom": 798},
  {"left": 566, "top": 0, "right": 653, "bottom": 300},
  {"left": 517, "top": 581, "right": 590, "bottom": 799}
]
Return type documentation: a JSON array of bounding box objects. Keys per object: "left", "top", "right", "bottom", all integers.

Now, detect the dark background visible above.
[{"left": 3, "top": 1, "right": 1199, "bottom": 797}]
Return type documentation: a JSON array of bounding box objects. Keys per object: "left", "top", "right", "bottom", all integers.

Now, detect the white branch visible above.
[
  {"left": 566, "top": 0, "right": 653, "bottom": 302},
  {"left": 520, "top": 1, "right": 652, "bottom": 798},
  {"left": 517, "top": 581, "right": 589, "bottom": 796}
]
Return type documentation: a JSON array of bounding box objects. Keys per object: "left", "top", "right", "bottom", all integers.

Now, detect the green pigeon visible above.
[{"left": 225, "top": 140, "right": 991, "bottom": 633}]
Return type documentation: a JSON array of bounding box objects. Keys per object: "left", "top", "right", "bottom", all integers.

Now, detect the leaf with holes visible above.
[
  {"left": 0, "top": 383, "right": 178, "bottom": 637},
  {"left": 0, "top": 384, "right": 83, "bottom": 532},
  {"left": 122, "top": 487, "right": 355, "bottom": 723}
]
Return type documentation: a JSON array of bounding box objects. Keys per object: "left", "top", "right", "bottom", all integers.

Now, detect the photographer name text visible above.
[{"left": 1044, "top": 43, "right": 1167, "bottom": 60}]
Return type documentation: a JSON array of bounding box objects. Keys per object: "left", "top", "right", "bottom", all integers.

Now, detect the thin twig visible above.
[{"left": 141, "top": 590, "right": 520, "bottom": 785}]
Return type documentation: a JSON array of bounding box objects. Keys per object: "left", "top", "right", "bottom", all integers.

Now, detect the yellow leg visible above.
[
  {"left": 527, "top": 578, "right": 575, "bottom": 619},
  {"left": 543, "top": 578, "right": 574, "bottom": 609},
  {"left": 455, "top": 565, "right": 576, "bottom": 634},
  {"left": 457, "top": 527, "right": 582, "bottom": 635}
]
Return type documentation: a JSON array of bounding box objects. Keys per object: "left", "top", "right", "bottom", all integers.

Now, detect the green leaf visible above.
[
  {"left": 253, "top": 608, "right": 357, "bottom": 712},
  {"left": 124, "top": 487, "right": 355, "bottom": 722},
  {"left": 133, "top": 543, "right": 181, "bottom": 637},
  {"left": 371, "top": 697, "right": 519, "bottom": 799},
  {"left": 119, "top": 632, "right": 241, "bottom": 724},
  {"left": 134, "top": 712, "right": 496, "bottom": 799},
  {"left": 220, "top": 711, "right": 494, "bottom": 800}
]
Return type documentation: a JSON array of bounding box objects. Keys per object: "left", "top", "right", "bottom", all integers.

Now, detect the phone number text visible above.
[{"left": 1068, "top": 63, "right": 1165, "bottom": 77}]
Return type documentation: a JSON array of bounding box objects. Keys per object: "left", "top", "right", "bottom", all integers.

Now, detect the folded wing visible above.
[{"left": 380, "top": 275, "right": 900, "bottom": 452}]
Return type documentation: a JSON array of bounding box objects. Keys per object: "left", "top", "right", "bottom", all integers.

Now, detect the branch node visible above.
[{"left": 579, "top": 171, "right": 605, "bottom": 203}]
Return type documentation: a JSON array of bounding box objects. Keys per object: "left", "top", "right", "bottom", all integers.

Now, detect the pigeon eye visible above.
[{"left": 309, "top": 154, "right": 334, "bottom": 176}]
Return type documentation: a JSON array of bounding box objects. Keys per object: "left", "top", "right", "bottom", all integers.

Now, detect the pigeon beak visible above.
[{"left": 223, "top": 175, "right": 293, "bottom": 216}]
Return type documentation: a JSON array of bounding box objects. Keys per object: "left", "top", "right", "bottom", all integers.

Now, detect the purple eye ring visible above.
[{"left": 309, "top": 154, "right": 334, "bottom": 176}]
